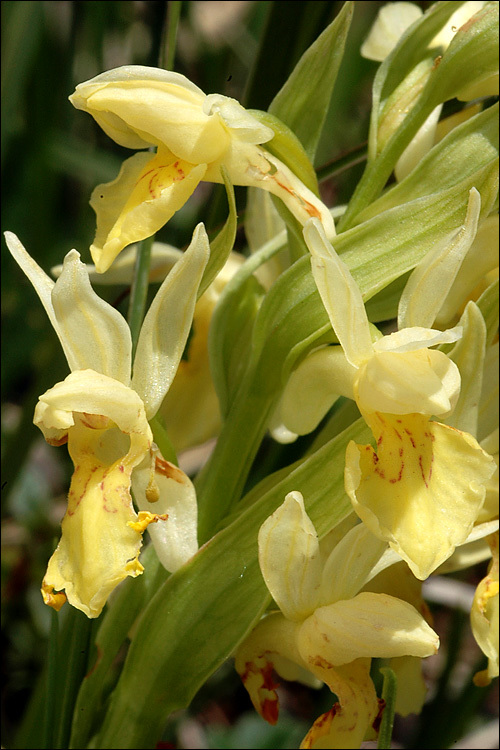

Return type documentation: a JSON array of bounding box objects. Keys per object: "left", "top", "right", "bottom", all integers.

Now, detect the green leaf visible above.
[
  {"left": 355, "top": 103, "right": 499, "bottom": 224},
  {"left": 268, "top": 1, "right": 354, "bottom": 163}
]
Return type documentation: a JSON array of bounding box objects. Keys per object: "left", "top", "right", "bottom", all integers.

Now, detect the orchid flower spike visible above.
[
  {"left": 235, "top": 491, "right": 438, "bottom": 749},
  {"left": 69, "top": 66, "right": 335, "bottom": 273},
  {"left": 5, "top": 228, "right": 209, "bottom": 617},
  {"left": 302, "top": 198, "right": 495, "bottom": 580}
]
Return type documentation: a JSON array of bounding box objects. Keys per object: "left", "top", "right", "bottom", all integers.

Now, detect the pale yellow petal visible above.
[
  {"left": 304, "top": 219, "right": 373, "bottom": 367},
  {"left": 51, "top": 250, "right": 132, "bottom": 381},
  {"left": 319, "top": 523, "right": 389, "bottom": 605},
  {"left": 258, "top": 492, "right": 322, "bottom": 621},
  {"left": 398, "top": 188, "right": 481, "bottom": 329},
  {"left": 345, "top": 413, "right": 495, "bottom": 579},
  {"left": 90, "top": 149, "right": 206, "bottom": 273},
  {"left": 387, "top": 656, "right": 428, "bottom": 716},
  {"left": 70, "top": 66, "right": 229, "bottom": 161},
  {"left": 36, "top": 370, "right": 152, "bottom": 442},
  {"left": 131, "top": 223, "right": 209, "bottom": 419},
  {"left": 298, "top": 592, "right": 439, "bottom": 667},
  {"left": 132, "top": 449, "right": 198, "bottom": 572},
  {"left": 299, "top": 659, "right": 378, "bottom": 750},
  {"left": 37, "top": 371, "right": 154, "bottom": 617},
  {"left": 271, "top": 346, "right": 354, "bottom": 441},
  {"left": 51, "top": 242, "right": 184, "bottom": 285},
  {"left": 203, "top": 94, "right": 274, "bottom": 144},
  {"left": 355, "top": 348, "right": 461, "bottom": 416},
  {"left": 395, "top": 105, "right": 442, "bottom": 182},
  {"left": 436, "top": 214, "right": 499, "bottom": 328},
  {"left": 360, "top": 2, "right": 423, "bottom": 62}
]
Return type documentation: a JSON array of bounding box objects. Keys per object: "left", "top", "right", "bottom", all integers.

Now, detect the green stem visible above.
[
  {"left": 42, "top": 608, "right": 59, "bottom": 749},
  {"left": 161, "top": 1, "right": 182, "bottom": 71},
  {"left": 195, "top": 364, "right": 277, "bottom": 543},
  {"left": 316, "top": 142, "right": 368, "bottom": 183},
  {"left": 377, "top": 667, "right": 397, "bottom": 750},
  {"left": 54, "top": 608, "right": 95, "bottom": 749},
  {"left": 128, "top": 234, "right": 154, "bottom": 361}
]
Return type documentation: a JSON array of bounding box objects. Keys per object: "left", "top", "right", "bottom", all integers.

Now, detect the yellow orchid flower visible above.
[
  {"left": 5, "top": 226, "right": 209, "bottom": 617},
  {"left": 69, "top": 66, "right": 335, "bottom": 273},
  {"left": 300, "top": 193, "right": 495, "bottom": 580},
  {"left": 235, "top": 491, "right": 438, "bottom": 749}
]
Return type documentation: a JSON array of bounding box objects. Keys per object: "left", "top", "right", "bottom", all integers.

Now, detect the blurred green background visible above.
[{"left": 1, "top": 2, "right": 497, "bottom": 748}]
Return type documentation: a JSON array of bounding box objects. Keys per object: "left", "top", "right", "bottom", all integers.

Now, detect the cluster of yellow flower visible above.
[{"left": 5, "top": 1, "right": 498, "bottom": 747}]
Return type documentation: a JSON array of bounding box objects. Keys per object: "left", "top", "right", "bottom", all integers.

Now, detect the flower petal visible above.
[
  {"left": 131, "top": 223, "right": 209, "bottom": 419},
  {"left": 298, "top": 592, "right": 439, "bottom": 666},
  {"left": 318, "top": 523, "right": 390, "bottom": 605},
  {"left": 70, "top": 66, "right": 229, "bottom": 161},
  {"left": 5, "top": 234, "right": 131, "bottom": 380},
  {"left": 345, "top": 413, "right": 495, "bottom": 579},
  {"left": 234, "top": 612, "right": 304, "bottom": 725},
  {"left": 360, "top": 2, "right": 423, "bottom": 62},
  {"left": 258, "top": 491, "right": 323, "bottom": 621},
  {"left": 304, "top": 219, "right": 373, "bottom": 367},
  {"left": 398, "top": 187, "right": 481, "bottom": 330},
  {"left": 90, "top": 149, "right": 207, "bottom": 272},
  {"left": 355, "top": 348, "right": 461, "bottom": 416},
  {"left": 300, "top": 659, "right": 378, "bottom": 750},
  {"left": 51, "top": 250, "right": 132, "bottom": 381},
  {"left": 37, "top": 370, "right": 154, "bottom": 617},
  {"left": 132, "top": 449, "right": 198, "bottom": 572},
  {"left": 270, "top": 346, "right": 354, "bottom": 442}
]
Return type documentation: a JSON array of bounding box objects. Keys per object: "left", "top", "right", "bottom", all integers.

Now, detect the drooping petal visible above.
[
  {"left": 258, "top": 491, "right": 323, "bottom": 621},
  {"left": 90, "top": 148, "right": 207, "bottom": 272},
  {"left": 355, "top": 348, "right": 461, "bottom": 417},
  {"left": 299, "top": 659, "right": 378, "bottom": 750},
  {"left": 234, "top": 612, "right": 305, "bottom": 725},
  {"left": 397, "top": 188, "right": 481, "bottom": 330},
  {"left": 298, "top": 592, "right": 439, "bottom": 666},
  {"left": 304, "top": 219, "right": 373, "bottom": 367},
  {"left": 131, "top": 448, "right": 198, "bottom": 572},
  {"left": 270, "top": 346, "right": 355, "bottom": 443},
  {"left": 70, "top": 66, "right": 229, "bottom": 160},
  {"left": 37, "top": 370, "right": 156, "bottom": 617},
  {"left": 131, "top": 223, "right": 210, "bottom": 419},
  {"left": 345, "top": 412, "right": 495, "bottom": 579},
  {"left": 386, "top": 656, "right": 428, "bottom": 716}
]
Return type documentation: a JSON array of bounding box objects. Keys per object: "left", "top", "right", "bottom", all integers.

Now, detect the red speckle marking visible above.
[
  {"left": 155, "top": 457, "right": 186, "bottom": 484},
  {"left": 47, "top": 435, "right": 68, "bottom": 447}
]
